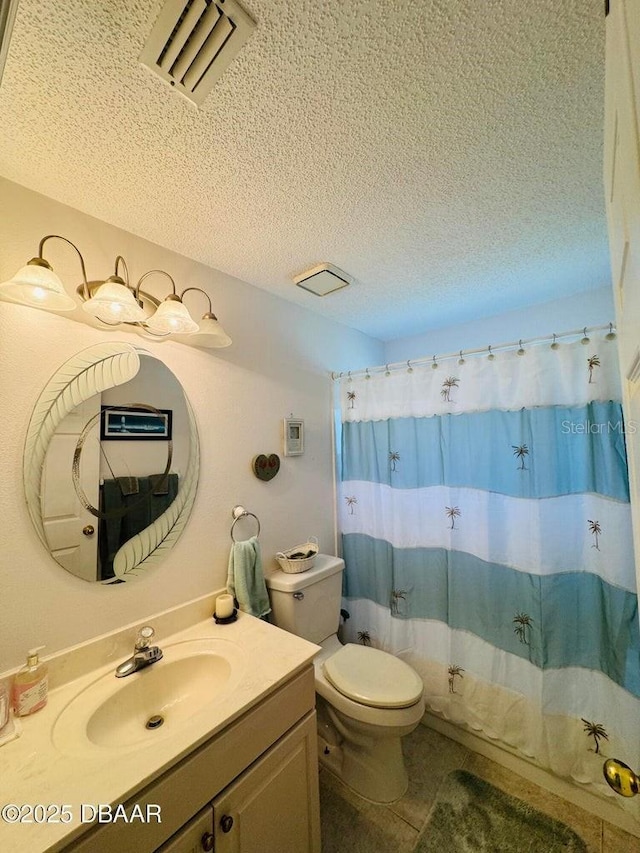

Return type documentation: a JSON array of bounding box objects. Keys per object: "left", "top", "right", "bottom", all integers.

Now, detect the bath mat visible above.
[{"left": 415, "top": 770, "right": 587, "bottom": 853}]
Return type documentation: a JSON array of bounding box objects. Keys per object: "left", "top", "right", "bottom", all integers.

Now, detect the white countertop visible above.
[{"left": 0, "top": 612, "right": 319, "bottom": 853}]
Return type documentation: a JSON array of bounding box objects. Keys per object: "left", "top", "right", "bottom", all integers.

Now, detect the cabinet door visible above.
[
  {"left": 212, "top": 712, "right": 320, "bottom": 853},
  {"left": 154, "top": 805, "right": 214, "bottom": 853}
]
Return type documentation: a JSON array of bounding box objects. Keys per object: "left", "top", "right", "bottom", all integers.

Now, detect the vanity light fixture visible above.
[{"left": 1, "top": 234, "right": 232, "bottom": 347}]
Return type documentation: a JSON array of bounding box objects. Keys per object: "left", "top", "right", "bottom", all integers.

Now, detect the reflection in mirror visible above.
[
  {"left": 603, "top": 758, "right": 640, "bottom": 798},
  {"left": 25, "top": 343, "right": 199, "bottom": 584}
]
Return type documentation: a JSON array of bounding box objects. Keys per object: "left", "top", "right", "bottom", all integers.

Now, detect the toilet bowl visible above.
[
  {"left": 265, "top": 555, "right": 425, "bottom": 803},
  {"left": 314, "top": 635, "right": 424, "bottom": 802}
]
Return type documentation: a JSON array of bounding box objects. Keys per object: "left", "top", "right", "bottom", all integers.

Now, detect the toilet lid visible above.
[{"left": 323, "top": 644, "right": 423, "bottom": 709}]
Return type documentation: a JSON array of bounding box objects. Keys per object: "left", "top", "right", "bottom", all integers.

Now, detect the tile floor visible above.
[{"left": 318, "top": 724, "right": 640, "bottom": 853}]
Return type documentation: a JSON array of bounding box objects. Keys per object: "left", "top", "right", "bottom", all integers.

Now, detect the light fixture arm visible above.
[
  {"left": 37, "top": 234, "right": 90, "bottom": 299},
  {"left": 113, "top": 255, "right": 130, "bottom": 286},
  {"left": 135, "top": 269, "right": 178, "bottom": 302},
  {"left": 180, "top": 286, "right": 216, "bottom": 319}
]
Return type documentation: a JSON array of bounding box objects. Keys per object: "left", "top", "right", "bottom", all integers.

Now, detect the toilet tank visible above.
[{"left": 265, "top": 555, "right": 345, "bottom": 643}]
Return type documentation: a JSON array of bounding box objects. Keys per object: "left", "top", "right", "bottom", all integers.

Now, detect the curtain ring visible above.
[
  {"left": 605, "top": 323, "right": 617, "bottom": 341},
  {"left": 581, "top": 327, "right": 590, "bottom": 345},
  {"left": 517, "top": 339, "right": 525, "bottom": 356},
  {"left": 550, "top": 333, "right": 559, "bottom": 350},
  {"left": 385, "top": 364, "right": 391, "bottom": 376},
  {"left": 487, "top": 346, "right": 495, "bottom": 361},
  {"left": 431, "top": 355, "right": 438, "bottom": 370},
  {"left": 458, "top": 350, "right": 465, "bottom": 366},
  {"left": 365, "top": 368, "right": 371, "bottom": 380},
  {"left": 407, "top": 360, "right": 413, "bottom": 373}
]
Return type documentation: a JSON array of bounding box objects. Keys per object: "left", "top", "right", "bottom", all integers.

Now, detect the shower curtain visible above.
[{"left": 338, "top": 337, "right": 640, "bottom": 810}]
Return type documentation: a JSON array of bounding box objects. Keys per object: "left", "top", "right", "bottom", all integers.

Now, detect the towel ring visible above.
[{"left": 230, "top": 505, "right": 261, "bottom": 542}]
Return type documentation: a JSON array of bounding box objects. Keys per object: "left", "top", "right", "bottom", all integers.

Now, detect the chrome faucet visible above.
[{"left": 115, "top": 626, "right": 163, "bottom": 678}]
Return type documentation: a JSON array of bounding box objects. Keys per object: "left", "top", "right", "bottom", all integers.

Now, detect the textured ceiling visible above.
[{"left": 0, "top": 0, "right": 609, "bottom": 341}]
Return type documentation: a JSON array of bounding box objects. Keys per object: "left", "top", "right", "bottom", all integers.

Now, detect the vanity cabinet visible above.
[
  {"left": 157, "top": 715, "right": 318, "bottom": 853},
  {"left": 66, "top": 667, "right": 320, "bottom": 853}
]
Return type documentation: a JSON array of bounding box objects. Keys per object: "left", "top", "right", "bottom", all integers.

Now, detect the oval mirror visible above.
[{"left": 24, "top": 342, "right": 199, "bottom": 583}]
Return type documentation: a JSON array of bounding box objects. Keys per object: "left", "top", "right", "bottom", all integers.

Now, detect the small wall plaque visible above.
[
  {"left": 284, "top": 418, "right": 304, "bottom": 456},
  {"left": 252, "top": 454, "right": 280, "bottom": 481}
]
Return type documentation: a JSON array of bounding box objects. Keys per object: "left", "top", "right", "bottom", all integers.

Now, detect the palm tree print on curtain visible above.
[
  {"left": 513, "top": 612, "right": 533, "bottom": 646},
  {"left": 345, "top": 496, "right": 357, "bottom": 515},
  {"left": 512, "top": 444, "right": 529, "bottom": 470},
  {"left": 445, "top": 506, "right": 461, "bottom": 529},
  {"left": 588, "top": 519, "right": 602, "bottom": 550},
  {"left": 389, "top": 451, "right": 400, "bottom": 471},
  {"left": 448, "top": 665, "right": 464, "bottom": 693},
  {"left": 357, "top": 630, "right": 372, "bottom": 646},
  {"left": 587, "top": 355, "right": 600, "bottom": 383},
  {"left": 582, "top": 719, "right": 609, "bottom": 754},
  {"left": 338, "top": 339, "right": 637, "bottom": 798},
  {"left": 390, "top": 589, "right": 407, "bottom": 616},
  {"left": 347, "top": 390, "right": 356, "bottom": 408},
  {"left": 441, "top": 376, "right": 459, "bottom": 402}
]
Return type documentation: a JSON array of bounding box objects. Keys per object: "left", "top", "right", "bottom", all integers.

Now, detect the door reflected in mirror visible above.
[{"left": 25, "top": 344, "right": 199, "bottom": 583}]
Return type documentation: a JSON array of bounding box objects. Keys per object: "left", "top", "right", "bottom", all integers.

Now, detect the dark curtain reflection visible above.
[{"left": 98, "top": 473, "right": 179, "bottom": 580}]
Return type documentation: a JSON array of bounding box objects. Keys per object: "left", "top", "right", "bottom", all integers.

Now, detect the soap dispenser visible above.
[{"left": 13, "top": 647, "right": 48, "bottom": 717}]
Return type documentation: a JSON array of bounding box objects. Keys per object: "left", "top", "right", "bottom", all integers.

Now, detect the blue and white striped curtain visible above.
[{"left": 338, "top": 337, "right": 640, "bottom": 811}]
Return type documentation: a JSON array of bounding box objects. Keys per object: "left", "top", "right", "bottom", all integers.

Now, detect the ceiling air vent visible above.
[
  {"left": 140, "top": 0, "right": 256, "bottom": 106},
  {"left": 293, "top": 263, "right": 352, "bottom": 297}
]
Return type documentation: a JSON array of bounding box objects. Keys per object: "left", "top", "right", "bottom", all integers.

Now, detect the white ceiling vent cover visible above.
[
  {"left": 140, "top": 0, "right": 256, "bottom": 106},
  {"left": 293, "top": 263, "right": 352, "bottom": 297}
]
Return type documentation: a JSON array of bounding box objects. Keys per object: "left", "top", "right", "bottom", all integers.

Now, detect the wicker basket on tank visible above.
[{"left": 275, "top": 537, "right": 319, "bottom": 574}]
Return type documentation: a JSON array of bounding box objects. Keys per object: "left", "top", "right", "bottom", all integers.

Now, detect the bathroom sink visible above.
[{"left": 53, "top": 638, "right": 246, "bottom": 755}]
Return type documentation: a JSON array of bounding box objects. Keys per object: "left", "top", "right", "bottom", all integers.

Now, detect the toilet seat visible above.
[{"left": 323, "top": 643, "right": 423, "bottom": 709}]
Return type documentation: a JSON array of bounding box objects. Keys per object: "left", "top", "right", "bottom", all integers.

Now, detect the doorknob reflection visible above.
[{"left": 603, "top": 758, "right": 640, "bottom": 797}]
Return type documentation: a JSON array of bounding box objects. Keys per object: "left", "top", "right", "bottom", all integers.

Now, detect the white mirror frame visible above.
[{"left": 24, "top": 342, "right": 200, "bottom": 582}]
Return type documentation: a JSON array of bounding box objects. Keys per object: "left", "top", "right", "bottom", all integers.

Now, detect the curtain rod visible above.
[{"left": 331, "top": 322, "right": 617, "bottom": 380}]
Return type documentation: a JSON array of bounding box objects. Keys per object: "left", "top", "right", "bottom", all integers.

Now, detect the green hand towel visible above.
[{"left": 227, "top": 536, "right": 271, "bottom": 619}]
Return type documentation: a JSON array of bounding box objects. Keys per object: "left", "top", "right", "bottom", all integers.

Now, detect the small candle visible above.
[{"left": 216, "top": 594, "right": 234, "bottom": 619}]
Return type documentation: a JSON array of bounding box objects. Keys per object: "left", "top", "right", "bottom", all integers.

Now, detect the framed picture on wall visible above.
[{"left": 100, "top": 406, "right": 173, "bottom": 441}]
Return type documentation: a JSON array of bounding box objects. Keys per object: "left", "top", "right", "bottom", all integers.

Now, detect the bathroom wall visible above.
[
  {"left": 0, "top": 177, "right": 383, "bottom": 670},
  {"left": 383, "top": 286, "right": 615, "bottom": 363}
]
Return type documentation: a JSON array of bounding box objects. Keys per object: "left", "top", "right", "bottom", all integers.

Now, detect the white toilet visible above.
[{"left": 266, "top": 554, "right": 425, "bottom": 803}]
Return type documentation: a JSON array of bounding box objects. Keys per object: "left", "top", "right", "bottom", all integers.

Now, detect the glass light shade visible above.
[
  {"left": 186, "top": 316, "right": 232, "bottom": 348},
  {"left": 0, "top": 262, "right": 76, "bottom": 311},
  {"left": 145, "top": 298, "right": 199, "bottom": 334},
  {"left": 82, "top": 280, "right": 147, "bottom": 324}
]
